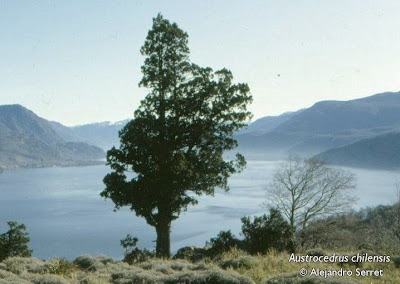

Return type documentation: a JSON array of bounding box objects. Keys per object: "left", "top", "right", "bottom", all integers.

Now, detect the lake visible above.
[{"left": 0, "top": 160, "right": 399, "bottom": 260}]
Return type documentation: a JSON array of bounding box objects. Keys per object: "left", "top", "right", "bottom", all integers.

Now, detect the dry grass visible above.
[{"left": 1, "top": 250, "right": 399, "bottom": 284}]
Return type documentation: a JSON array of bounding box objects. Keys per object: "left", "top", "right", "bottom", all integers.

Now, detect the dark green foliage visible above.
[
  {"left": 73, "top": 255, "right": 95, "bottom": 270},
  {"left": 206, "top": 230, "right": 242, "bottom": 257},
  {"left": 101, "top": 13, "right": 252, "bottom": 258},
  {"left": 0, "top": 222, "right": 32, "bottom": 261},
  {"left": 241, "top": 209, "right": 294, "bottom": 254},
  {"left": 173, "top": 246, "right": 208, "bottom": 262},
  {"left": 120, "top": 235, "right": 154, "bottom": 264}
]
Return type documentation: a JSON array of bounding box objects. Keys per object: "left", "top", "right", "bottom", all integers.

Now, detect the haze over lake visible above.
[{"left": 0, "top": 160, "right": 398, "bottom": 260}]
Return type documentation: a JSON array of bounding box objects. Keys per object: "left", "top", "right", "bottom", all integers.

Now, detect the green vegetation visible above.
[
  {"left": 101, "top": 13, "right": 252, "bottom": 258},
  {"left": 2, "top": 248, "right": 400, "bottom": 284},
  {"left": 1, "top": 203, "right": 400, "bottom": 283},
  {"left": 241, "top": 208, "right": 294, "bottom": 254},
  {"left": 206, "top": 209, "right": 294, "bottom": 256},
  {"left": 0, "top": 221, "right": 32, "bottom": 261},
  {"left": 120, "top": 235, "right": 154, "bottom": 264},
  {"left": 2, "top": 11, "right": 400, "bottom": 284}
]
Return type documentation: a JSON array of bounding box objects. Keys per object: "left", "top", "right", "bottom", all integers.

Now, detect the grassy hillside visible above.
[
  {"left": 2, "top": 202, "right": 400, "bottom": 283},
  {"left": 1, "top": 250, "right": 399, "bottom": 284}
]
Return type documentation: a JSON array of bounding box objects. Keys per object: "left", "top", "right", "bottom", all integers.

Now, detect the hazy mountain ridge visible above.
[
  {"left": 274, "top": 92, "right": 400, "bottom": 134},
  {"left": 2, "top": 91, "right": 398, "bottom": 169},
  {"left": 0, "top": 105, "right": 105, "bottom": 169},
  {"left": 54, "top": 91, "right": 400, "bottom": 168},
  {"left": 70, "top": 119, "right": 130, "bottom": 150},
  {"left": 314, "top": 132, "right": 400, "bottom": 169},
  {"left": 238, "top": 109, "right": 304, "bottom": 135},
  {"left": 235, "top": 91, "right": 400, "bottom": 161},
  {"left": 48, "top": 119, "right": 130, "bottom": 151}
]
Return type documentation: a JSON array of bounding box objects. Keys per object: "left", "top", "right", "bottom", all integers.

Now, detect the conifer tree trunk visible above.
[{"left": 155, "top": 220, "right": 171, "bottom": 258}]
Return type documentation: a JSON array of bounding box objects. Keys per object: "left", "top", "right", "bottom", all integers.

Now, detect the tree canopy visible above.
[
  {"left": 101, "top": 14, "right": 252, "bottom": 258},
  {"left": 265, "top": 156, "right": 357, "bottom": 231},
  {"left": 0, "top": 221, "right": 32, "bottom": 261}
]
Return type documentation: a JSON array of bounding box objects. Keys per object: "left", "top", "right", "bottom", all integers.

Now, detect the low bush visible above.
[
  {"left": 23, "top": 273, "right": 71, "bottom": 284},
  {"left": 174, "top": 246, "right": 209, "bottom": 262},
  {"left": 206, "top": 230, "right": 243, "bottom": 258},
  {"left": 305, "top": 249, "right": 328, "bottom": 257},
  {"left": 241, "top": 209, "right": 294, "bottom": 255},
  {"left": 45, "top": 258, "right": 75, "bottom": 276},
  {"left": 265, "top": 272, "right": 361, "bottom": 284},
  {"left": 219, "top": 255, "right": 259, "bottom": 270},
  {"left": 73, "top": 255, "right": 96, "bottom": 270},
  {"left": 110, "top": 259, "right": 255, "bottom": 284},
  {"left": 392, "top": 255, "right": 400, "bottom": 268},
  {"left": 120, "top": 234, "right": 155, "bottom": 264},
  {"left": 0, "top": 257, "right": 46, "bottom": 275},
  {"left": 0, "top": 267, "right": 31, "bottom": 283}
]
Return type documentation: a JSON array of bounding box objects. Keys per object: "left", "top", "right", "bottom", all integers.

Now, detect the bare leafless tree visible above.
[{"left": 265, "top": 156, "right": 357, "bottom": 231}]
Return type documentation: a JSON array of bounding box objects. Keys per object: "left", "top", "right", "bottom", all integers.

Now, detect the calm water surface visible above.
[{"left": 0, "top": 161, "right": 398, "bottom": 260}]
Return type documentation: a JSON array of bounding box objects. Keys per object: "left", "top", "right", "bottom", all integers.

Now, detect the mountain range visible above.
[
  {"left": 235, "top": 91, "right": 400, "bottom": 165},
  {"left": 0, "top": 105, "right": 105, "bottom": 169},
  {"left": 314, "top": 132, "right": 400, "bottom": 169},
  {"left": 1, "top": 91, "right": 400, "bottom": 169}
]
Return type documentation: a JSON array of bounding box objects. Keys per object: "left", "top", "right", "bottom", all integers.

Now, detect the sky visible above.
[{"left": 1, "top": 0, "right": 400, "bottom": 126}]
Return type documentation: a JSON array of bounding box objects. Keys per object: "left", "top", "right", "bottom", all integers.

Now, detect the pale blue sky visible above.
[{"left": 1, "top": 1, "right": 400, "bottom": 126}]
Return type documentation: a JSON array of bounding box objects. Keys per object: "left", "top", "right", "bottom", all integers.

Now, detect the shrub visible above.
[
  {"left": 78, "top": 275, "right": 110, "bottom": 284},
  {"left": 0, "top": 222, "right": 32, "bottom": 261},
  {"left": 95, "top": 255, "right": 115, "bottom": 265},
  {"left": 73, "top": 255, "right": 96, "bottom": 270},
  {"left": 241, "top": 209, "right": 294, "bottom": 254},
  {"left": 45, "top": 258, "right": 75, "bottom": 276},
  {"left": 110, "top": 259, "right": 255, "bottom": 284},
  {"left": 265, "top": 272, "right": 361, "bottom": 284},
  {"left": 174, "top": 246, "right": 208, "bottom": 262},
  {"left": 120, "top": 234, "right": 155, "bottom": 264},
  {"left": 392, "top": 255, "right": 400, "bottom": 268},
  {"left": 206, "top": 230, "right": 242, "bottom": 258},
  {"left": 0, "top": 257, "right": 46, "bottom": 275},
  {"left": 219, "top": 255, "right": 259, "bottom": 270},
  {"left": 305, "top": 249, "right": 327, "bottom": 257},
  {"left": 23, "top": 274, "right": 71, "bottom": 284},
  {"left": 0, "top": 267, "right": 32, "bottom": 283}
]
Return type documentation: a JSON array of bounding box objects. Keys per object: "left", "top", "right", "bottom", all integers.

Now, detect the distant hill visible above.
[
  {"left": 47, "top": 120, "right": 86, "bottom": 143},
  {"left": 236, "top": 91, "right": 400, "bottom": 158},
  {"left": 274, "top": 92, "right": 400, "bottom": 134},
  {"left": 0, "top": 105, "right": 105, "bottom": 169},
  {"left": 48, "top": 119, "right": 130, "bottom": 151},
  {"left": 314, "top": 132, "right": 400, "bottom": 169},
  {"left": 239, "top": 109, "right": 304, "bottom": 135},
  {"left": 70, "top": 120, "right": 129, "bottom": 150},
  {"left": 38, "top": 90, "right": 400, "bottom": 168}
]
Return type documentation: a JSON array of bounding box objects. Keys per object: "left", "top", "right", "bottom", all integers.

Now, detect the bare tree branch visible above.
[{"left": 265, "top": 156, "right": 357, "bottom": 230}]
